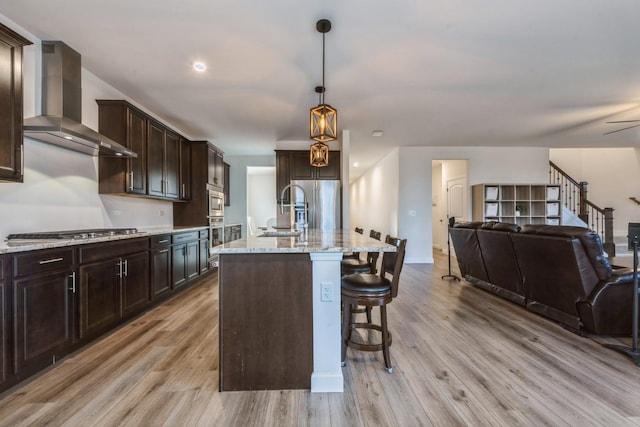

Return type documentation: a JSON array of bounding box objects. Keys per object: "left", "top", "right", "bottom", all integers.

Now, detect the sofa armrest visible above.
[{"left": 579, "top": 271, "right": 638, "bottom": 334}]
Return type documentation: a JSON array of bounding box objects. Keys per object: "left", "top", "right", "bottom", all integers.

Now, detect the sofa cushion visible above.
[
  {"left": 521, "top": 225, "right": 612, "bottom": 280},
  {"left": 449, "top": 222, "right": 489, "bottom": 282},
  {"left": 480, "top": 221, "right": 521, "bottom": 233}
]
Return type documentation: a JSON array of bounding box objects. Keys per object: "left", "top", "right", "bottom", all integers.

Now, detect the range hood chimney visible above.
[{"left": 24, "top": 41, "right": 136, "bottom": 158}]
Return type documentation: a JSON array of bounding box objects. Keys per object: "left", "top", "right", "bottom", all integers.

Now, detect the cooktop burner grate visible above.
[{"left": 7, "top": 228, "right": 140, "bottom": 241}]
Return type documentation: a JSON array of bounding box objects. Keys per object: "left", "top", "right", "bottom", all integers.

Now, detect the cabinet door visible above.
[
  {"left": 13, "top": 270, "right": 74, "bottom": 372},
  {"left": 147, "top": 121, "right": 165, "bottom": 197},
  {"left": 0, "top": 278, "right": 6, "bottom": 385},
  {"left": 0, "top": 27, "right": 30, "bottom": 183},
  {"left": 151, "top": 247, "right": 171, "bottom": 299},
  {"left": 290, "top": 151, "right": 314, "bottom": 180},
  {"left": 316, "top": 151, "right": 340, "bottom": 180},
  {"left": 122, "top": 251, "right": 150, "bottom": 316},
  {"left": 126, "top": 108, "right": 147, "bottom": 194},
  {"left": 214, "top": 151, "right": 224, "bottom": 189},
  {"left": 165, "top": 131, "right": 180, "bottom": 199},
  {"left": 180, "top": 138, "right": 191, "bottom": 200},
  {"left": 276, "top": 151, "right": 291, "bottom": 203},
  {"left": 79, "top": 259, "right": 121, "bottom": 339},
  {"left": 186, "top": 241, "right": 199, "bottom": 281},
  {"left": 198, "top": 239, "right": 209, "bottom": 274},
  {"left": 223, "top": 162, "right": 230, "bottom": 206},
  {"left": 207, "top": 146, "right": 216, "bottom": 186},
  {"left": 172, "top": 244, "right": 187, "bottom": 289}
]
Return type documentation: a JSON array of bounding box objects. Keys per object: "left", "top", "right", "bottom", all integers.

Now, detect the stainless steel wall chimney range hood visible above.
[{"left": 24, "top": 41, "right": 136, "bottom": 158}]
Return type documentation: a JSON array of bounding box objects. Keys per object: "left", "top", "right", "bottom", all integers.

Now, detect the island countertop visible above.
[{"left": 211, "top": 229, "right": 396, "bottom": 254}]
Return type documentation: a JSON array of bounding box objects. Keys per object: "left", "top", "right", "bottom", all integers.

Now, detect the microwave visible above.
[{"left": 208, "top": 189, "right": 224, "bottom": 217}]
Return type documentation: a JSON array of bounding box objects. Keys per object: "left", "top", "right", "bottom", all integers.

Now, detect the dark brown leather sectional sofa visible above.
[{"left": 449, "top": 221, "right": 638, "bottom": 336}]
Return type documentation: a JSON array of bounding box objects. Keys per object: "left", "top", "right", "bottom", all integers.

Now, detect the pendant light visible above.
[{"left": 310, "top": 19, "right": 337, "bottom": 168}]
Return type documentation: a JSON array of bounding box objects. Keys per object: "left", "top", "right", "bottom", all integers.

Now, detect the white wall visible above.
[
  {"left": 0, "top": 16, "right": 197, "bottom": 240},
  {"left": 550, "top": 147, "right": 640, "bottom": 237},
  {"left": 247, "top": 168, "right": 277, "bottom": 229},
  {"left": 349, "top": 149, "right": 399, "bottom": 239},
  {"left": 351, "top": 146, "right": 549, "bottom": 263}
]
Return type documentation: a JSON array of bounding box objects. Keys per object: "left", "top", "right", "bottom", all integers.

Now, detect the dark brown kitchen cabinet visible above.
[
  {"left": 276, "top": 150, "right": 291, "bottom": 204},
  {"left": 172, "top": 231, "right": 199, "bottom": 289},
  {"left": 0, "top": 24, "right": 31, "bottom": 183},
  {"left": 78, "top": 239, "right": 149, "bottom": 340},
  {"left": 223, "top": 162, "right": 230, "bottom": 206},
  {"left": 150, "top": 234, "right": 172, "bottom": 300},
  {"left": 173, "top": 141, "right": 224, "bottom": 227},
  {"left": 97, "top": 100, "right": 147, "bottom": 195},
  {"left": 148, "top": 121, "right": 180, "bottom": 199},
  {"left": 0, "top": 257, "right": 6, "bottom": 386},
  {"left": 289, "top": 150, "right": 340, "bottom": 181},
  {"left": 180, "top": 138, "right": 191, "bottom": 200},
  {"left": 198, "top": 230, "right": 209, "bottom": 274},
  {"left": 208, "top": 146, "right": 225, "bottom": 190},
  {"left": 11, "top": 248, "right": 76, "bottom": 374},
  {"left": 98, "top": 100, "right": 187, "bottom": 201}
]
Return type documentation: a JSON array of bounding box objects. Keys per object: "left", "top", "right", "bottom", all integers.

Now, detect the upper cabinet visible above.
[
  {"left": 276, "top": 150, "right": 341, "bottom": 203},
  {"left": 97, "top": 100, "right": 189, "bottom": 201},
  {"left": 208, "top": 145, "right": 224, "bottom": 190},
  {"left": 0, "top": 24, "right": 31, "bottom": 183}
]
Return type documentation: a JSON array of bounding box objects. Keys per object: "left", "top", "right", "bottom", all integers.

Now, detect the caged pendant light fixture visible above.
[{"left": 310, "top": 19, "right": 337, "bottom": 167}]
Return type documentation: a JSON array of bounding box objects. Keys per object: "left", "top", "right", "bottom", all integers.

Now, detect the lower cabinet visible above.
[
  {"left": 198, "top": 230, "right": 209, "bottom": 274},
  {"left": 151, "top": 234, "right": 172, "bottom": 300},
  {"left": 78, "top": 239, "right": 149, "bottom": 340},
  {"left": 0, "top": 256, "right": 7, "bottom": 386},
  {"left": 11, "top": 248, "right": 76, "bottom": 375},
  {"left": 172, "top": 231, "right": 200, "bottom": 289}
]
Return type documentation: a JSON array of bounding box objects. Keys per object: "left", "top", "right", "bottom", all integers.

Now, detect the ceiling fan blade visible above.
[
  {"left": 603, "top": 123, "right": 640, "bottom": 135},
  {"left": 605, "top": 120, "right": 640, "bottom": 124}
]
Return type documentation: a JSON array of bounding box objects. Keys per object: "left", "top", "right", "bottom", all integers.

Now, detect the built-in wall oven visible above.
[{"left": 208, "top": 189, "right": 224, "bottom": 218}]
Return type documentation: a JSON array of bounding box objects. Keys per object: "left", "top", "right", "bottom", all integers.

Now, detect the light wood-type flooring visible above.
[{"left": 1, "top": 253, "right": 640, "bottom": 426}]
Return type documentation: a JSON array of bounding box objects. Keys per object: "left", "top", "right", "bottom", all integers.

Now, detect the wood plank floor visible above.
[{"left": 1, "top": 253, "right": 640, "bottom": 426}]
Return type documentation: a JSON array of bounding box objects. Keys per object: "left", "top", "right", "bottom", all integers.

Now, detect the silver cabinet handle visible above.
[
  {"left": 39, "top": 257, "right": 64, "bottom": 265},
  {"left": 182, "top": 183, "right": 186, "bottom": 198},
  {"left": 69, "top": 272, "right": 76, "bottom": 293},
  {"left": 158, "top": 249, "right": 169, "bottom": 254},
  {"left": 129, "top": 171, "right": 134, "bottom": 191},
  {"left": 123, "top": 259, "right": 128, "bottom": 277},
  {"left": 116, "top": 260, "right": 122, "bottom": 278},
  {"left": 158, "top": 240, "right": 169, "bottom": 244}
]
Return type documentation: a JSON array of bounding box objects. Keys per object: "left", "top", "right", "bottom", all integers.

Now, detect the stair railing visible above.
[{"left": 549, "top": 161, "right": 615, "bottom": 256}]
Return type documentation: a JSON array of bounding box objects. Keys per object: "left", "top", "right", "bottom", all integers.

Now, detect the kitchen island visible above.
[{"left": 211, "top": 229, "right": 395, "bottom": 393}]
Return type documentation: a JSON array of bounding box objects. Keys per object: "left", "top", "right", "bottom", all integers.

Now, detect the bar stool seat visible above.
[{"left": 341, "top": 229, "right": 381, "bottom": 276}]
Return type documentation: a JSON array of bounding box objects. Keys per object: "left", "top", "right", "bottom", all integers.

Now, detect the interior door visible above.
[{"left": 447, "top": 177, "right": 467, "bottom": 255}]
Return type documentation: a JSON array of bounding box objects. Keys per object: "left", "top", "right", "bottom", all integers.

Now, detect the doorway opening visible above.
[
  {"left": 432, "top": 160, "right": 468, "bottom": 255},
  {"left": 246, "top": 166, "right": 277, "bottom": 236}
]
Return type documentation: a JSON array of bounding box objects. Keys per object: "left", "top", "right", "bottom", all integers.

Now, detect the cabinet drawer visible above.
[
  {"left": 173, "top": 231, "right": 199, "bottom": 244},
  {"left": 151, "top": 234, "right": 172, "bottom": 248},
  {"left": 199, "top": 230, "right": 208, "bottom": 239},
  {"left": 13, "top": 248, "right": 75, "bottom": 277},
  {"left": 79, "top": 238, "right": 149, "bottom": 264}
]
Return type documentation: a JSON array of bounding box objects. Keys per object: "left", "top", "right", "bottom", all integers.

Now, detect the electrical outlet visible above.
[
  {"left": 159, "top": 210, "right": 165, "bottom": 216},
  {"left": 321, "top": 282, "right": 333, "bottom": 302}
]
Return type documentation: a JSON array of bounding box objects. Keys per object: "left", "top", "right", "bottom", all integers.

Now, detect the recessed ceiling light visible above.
[
  {"left": 193, "top": 62, "right": 206, "bottom": 72},
  {"left": 372, "top": 130, "right": 383, "bottom": 137},
  {"left": 353, "top": 162, "right": 359, "bottom": 168}
]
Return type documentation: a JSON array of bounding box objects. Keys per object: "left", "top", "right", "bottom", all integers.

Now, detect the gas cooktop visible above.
[{"left": 6, "top": 228, "right": 142, "bottom": 244}]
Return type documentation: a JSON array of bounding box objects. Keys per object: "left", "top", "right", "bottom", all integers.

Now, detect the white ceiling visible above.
[{"left": 1, "top": 1, "right": 639, "bottom": 180}]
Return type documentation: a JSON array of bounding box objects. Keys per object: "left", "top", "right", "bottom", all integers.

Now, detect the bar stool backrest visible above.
[{"left": 381, "top": 235, "right": 407, "bottom": 298}]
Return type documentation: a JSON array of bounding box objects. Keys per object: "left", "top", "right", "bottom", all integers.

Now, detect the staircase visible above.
[{"left": 549, "top": 161, "right": 616, "bottom": 256}]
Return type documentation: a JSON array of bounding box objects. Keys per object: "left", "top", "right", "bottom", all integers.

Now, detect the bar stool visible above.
[
  {"left": 343, "top": 227, "right": 364, "bottom": 260},
  {"left": 341, "top": 236, "right": 407, "bottom": 373},
  {"left": 341, "top": 230, "right": 381, "bottom": 275}
]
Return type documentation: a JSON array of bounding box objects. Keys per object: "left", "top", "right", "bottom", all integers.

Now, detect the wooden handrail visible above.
[{"left": 549, "top": 161, "right": 615, "bottom": 256}]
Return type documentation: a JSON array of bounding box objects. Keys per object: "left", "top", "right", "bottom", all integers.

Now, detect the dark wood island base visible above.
[{"left": 219, "top": 253, "right": 313, "bottom": 391}]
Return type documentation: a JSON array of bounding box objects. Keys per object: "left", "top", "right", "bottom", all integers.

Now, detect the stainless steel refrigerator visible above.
[{"left": 290, "top": 180, "right": 341, "bottom": 230}]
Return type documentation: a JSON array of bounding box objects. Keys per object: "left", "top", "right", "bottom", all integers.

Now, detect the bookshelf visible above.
[{"left": 472, "top": 183, "right": 562, "bottom": 226}]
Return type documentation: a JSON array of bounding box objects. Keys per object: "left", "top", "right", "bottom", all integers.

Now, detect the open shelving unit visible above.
[{"left": 472, "top": 183, "right": 562, "bottom": 227}]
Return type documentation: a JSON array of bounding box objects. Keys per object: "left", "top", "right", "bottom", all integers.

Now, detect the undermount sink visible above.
[{"left": 258, "top": 230, "right": 302, "bottom": 237}]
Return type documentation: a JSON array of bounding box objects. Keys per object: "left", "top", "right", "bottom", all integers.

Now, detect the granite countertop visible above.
[
  {"left": 211, "top": 229, "right": 396, "bottom": 254},
  {"left": 0, "top": 225, "right": 208, "bottom": 254}
]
